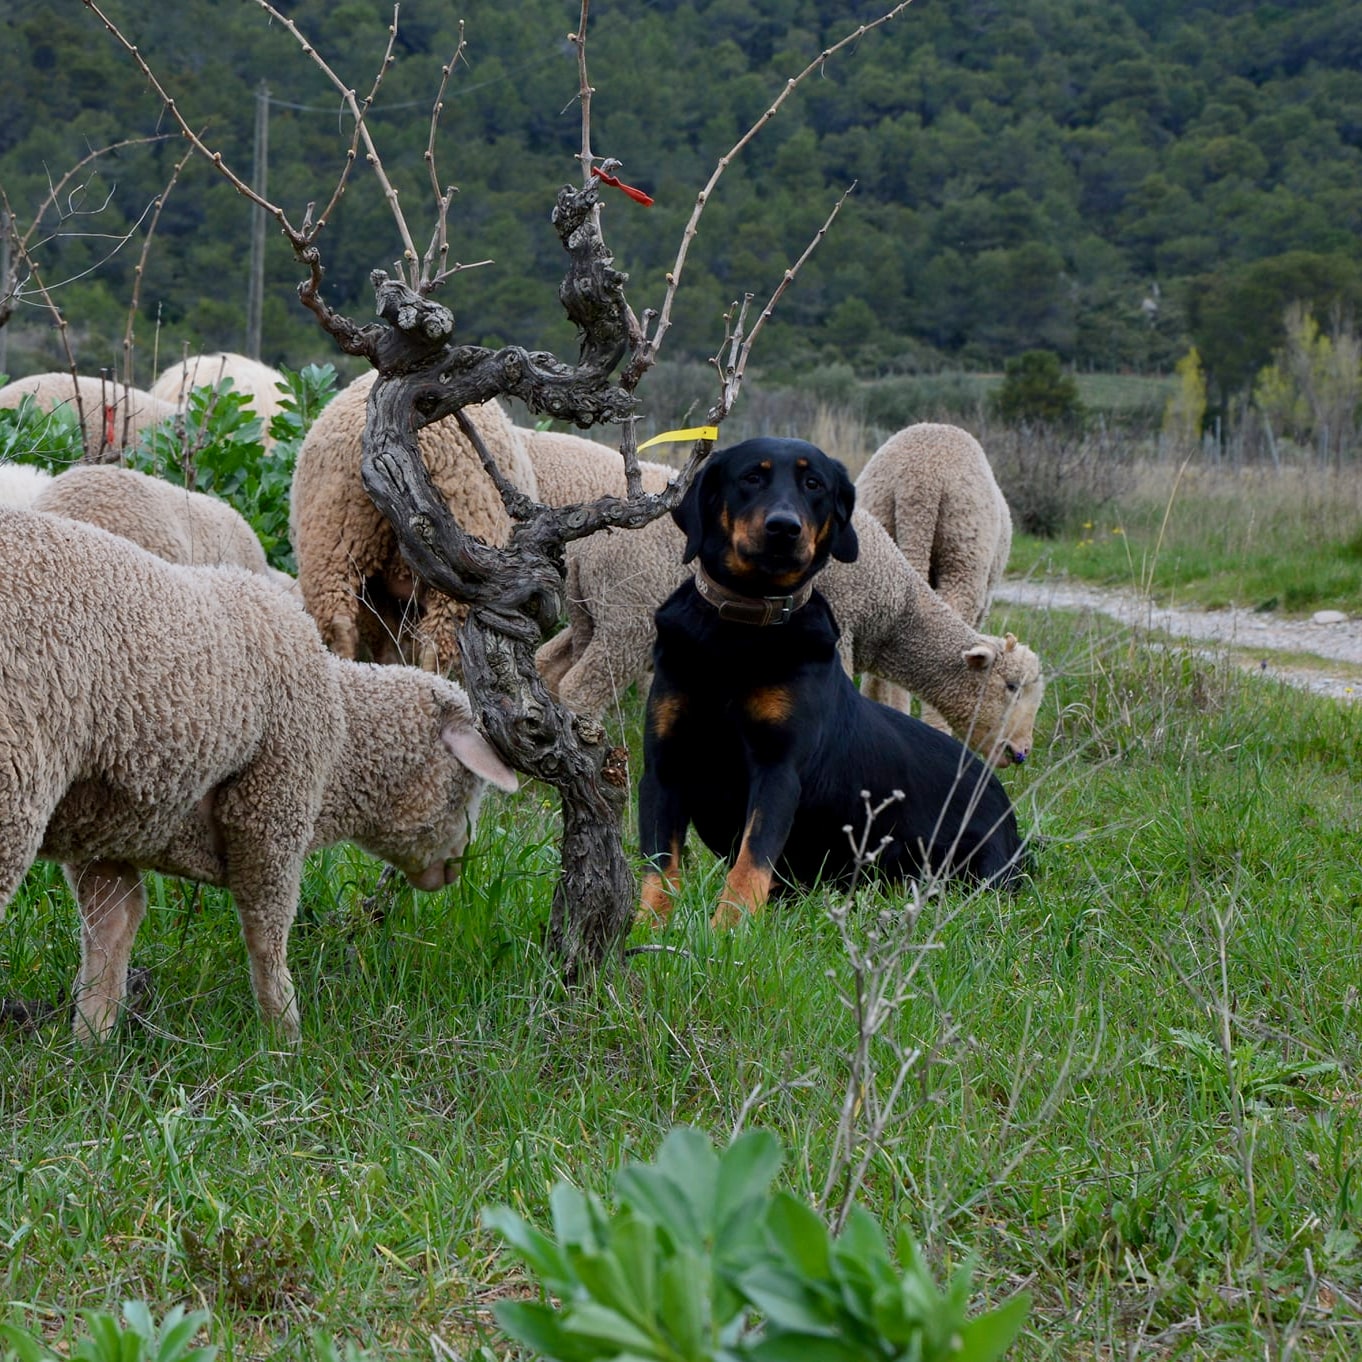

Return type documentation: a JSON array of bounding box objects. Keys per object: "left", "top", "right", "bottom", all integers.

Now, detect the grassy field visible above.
[
  {"left": 4, "top": 477, "right": 1362, "bottom": 1360},
  {"left": 1011, "top": 459, "right": 1362, "bottom": 618}
]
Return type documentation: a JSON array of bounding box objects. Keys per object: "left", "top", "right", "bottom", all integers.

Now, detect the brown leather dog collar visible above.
[{"left": 694, "top": 564, "right": 814, "bottom": 626}]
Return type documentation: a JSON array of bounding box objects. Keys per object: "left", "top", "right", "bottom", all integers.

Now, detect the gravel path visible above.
[{"left": 993, "top": 578, "right": 1362, "bottom": 703}]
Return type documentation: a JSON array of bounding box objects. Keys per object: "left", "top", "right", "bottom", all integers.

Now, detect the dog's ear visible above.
[
  {"left": 828, "top": 460, "right": 859, "bottom": 562},
  {"left": 673, "top": 457, "right": 720, "bottom": 564}
]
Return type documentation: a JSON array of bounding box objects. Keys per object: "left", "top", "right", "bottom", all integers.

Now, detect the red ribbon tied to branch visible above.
[{"left": 591, "top": 163, "right": 654, "bottom": 207}]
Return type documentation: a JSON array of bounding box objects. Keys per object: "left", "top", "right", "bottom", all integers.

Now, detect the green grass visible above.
[
  {"left": 4, "top": 592, "right": 1362, "bottom": 1359},
  {"left": 857, "top": 371, "right": 1174, "bottom": 432},
  {"left": 1011, "top": 460, "right": 1362, "bottom": 616}
]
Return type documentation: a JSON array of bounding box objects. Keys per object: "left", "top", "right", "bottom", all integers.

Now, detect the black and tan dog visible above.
[{"left": 638, "top": 436, "right": 1025, "bottom": 928}]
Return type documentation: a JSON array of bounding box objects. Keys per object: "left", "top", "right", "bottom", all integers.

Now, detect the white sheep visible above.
[
  {"left": 0, "top": 372, "right": 175, "bottom": 455},
  {"left": 0, "top": 462, "right": 52, "bottom": 508},
  {"left": 290, "top": 370, "right": 538, "bottom": 673},
  {"left": 34, "top": 464, "right": 271, "bottom": 575},
  {"left": 0, "top": 508, "right": 518, "bottom": 1044},
  {"left": 856, "top": 423, "right": 1014, "bottom": 725},
  {"left": 536, "top": 506, "right": 1043, "bottom": 767},
  {"left": 150, "top": 353, "right": 289, "bottom": 447}
]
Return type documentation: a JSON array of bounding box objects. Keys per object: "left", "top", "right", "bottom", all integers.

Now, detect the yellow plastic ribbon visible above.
[{"left": 637, "top": 425, "right": 719, "bottom": 451}]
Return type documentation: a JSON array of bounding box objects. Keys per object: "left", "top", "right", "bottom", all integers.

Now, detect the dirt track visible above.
[{"left": 993, "top": 578, "right": 1362, "bottom": 703}]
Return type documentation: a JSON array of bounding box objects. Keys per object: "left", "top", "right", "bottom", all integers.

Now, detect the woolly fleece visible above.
[
  {"left": 34, "top": 464, "right": 271, "bottom": 574},
  {"left": 0, "top": 462, "right": 52, "bottom": 508},
  {"left": 289, "top": 370, "right": 537, "bottom": 673}
]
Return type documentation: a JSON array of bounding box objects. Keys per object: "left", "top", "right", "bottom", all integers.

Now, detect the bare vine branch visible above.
[
  {"left": 623, "top": 1, "right": 913, "bottom": 387},
  {"left": 120, "top": 139, "right": 196, "bottom": 406},
  {"left": 419, "top": 21, "right": 468, "bottom": 288}
]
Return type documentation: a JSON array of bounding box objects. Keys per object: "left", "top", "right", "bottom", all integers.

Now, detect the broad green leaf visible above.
[
  {"left": 764, "top": 1192, "right": 832, "bottom": 1281},
  {"left": 954, "top": 1292, "right": 1030, "bottom": 1362},
  {"left": 571, "top": 1246, "right": 649, "bottom": 1324},
  {"left": 745, "top": 1335, "right": 867, "bottom": 1362},
  {"left": 714, "top": 1131, "right": 783, "bottom": 1226},
  {"left": 656, "top": 1249, "right": 711, "bottom": 1359},
  {"left": 737, "top": 1265, "right": 839, "bottom": 1337},
  {"left": 615, "top": 1163, "right": 707, "bottom": 1250},
  {"left": 491, "top": 1302, "right": 599, "bottom": 1362},
  {"left": 155, "top": 1311, "right": 213, "bottom": 1362},
  {"left": 609, "top": 1214, "right": 659, "bottom": 1322},
  {"left": 483, "top": 1205, "right": 578, "bottom": 1292},
  {"left": 837, "top": 1207, "right": 891, "bottom": 1275},
  {"left": 561, "top": 1302, "right": 661, "bottom": 1356},
  {"left": 552, "top": 1183, "right": 598, "bottom": 1250}
]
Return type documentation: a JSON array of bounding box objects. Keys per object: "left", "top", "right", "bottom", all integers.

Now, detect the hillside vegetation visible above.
[{"left": 2, "top": 0, "right": 1360, "bottom": 409}]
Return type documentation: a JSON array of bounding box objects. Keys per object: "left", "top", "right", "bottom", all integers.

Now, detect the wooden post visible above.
[{"left": 245, "top": 80, "right": 269, "bottom": 360}]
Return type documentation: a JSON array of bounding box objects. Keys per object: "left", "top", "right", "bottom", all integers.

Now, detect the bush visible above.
[
  {"left": 0, "top": 380, "right": 87, "bottom": 471},
  {"left": 128, "top": 362, "right": 337, "bottom": 571},
  {"left": 984, "top": 419, "right": 1132, "bottom": 538},
  {"left": 485, "top": 1126, "right": 1029, "bottom": 1362},
  {"left": 992, "top": 350, "right": 1084, "bottom": 429}
]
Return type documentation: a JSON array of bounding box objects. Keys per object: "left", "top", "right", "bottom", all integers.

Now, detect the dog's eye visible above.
[
  {"left": 803, "top": 475, "right": 823, "bottom": 491},
  {"left": 1005, "top": 681, "right": 1019, "bottom": 693},
  {"left": 740, "top": 470, "right": 764, "bottom": 487}
]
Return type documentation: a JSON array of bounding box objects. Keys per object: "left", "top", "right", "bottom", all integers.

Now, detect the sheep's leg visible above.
[
  {"left": 559, "top": 643, "right": 637, "bottom": 718},
  {"left": 918, "top": 701, "right": 953, "bottom": 733},
  {"left": 413, "top": 594, "right": 464, "bottom": 675},
  {"left": 861, "top": 673, "right": 913, "bottom": 713},
  {"left": 535, "top": 628, "right": 576, "bottom": 699},
  {"left": 228, "top": 855, "right": 306, "bottom": 1043},
  {"left": 67, "top": 859, "right": 146, "bottom": 1044}
]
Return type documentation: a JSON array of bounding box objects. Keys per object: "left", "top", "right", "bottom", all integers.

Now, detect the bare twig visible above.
[
  {"left": 625, "top": 2, "right": 913, "bottom": 385},
  {"left": 119, "top": 139, "right": 195, "bottom": 430},
  {"left": 419, "top": 21, "right": 467, "bottom": 288}
]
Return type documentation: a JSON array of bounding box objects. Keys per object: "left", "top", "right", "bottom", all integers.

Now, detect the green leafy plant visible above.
[
  {"left": 0, "top": 385, "right": 87, "bottom": 471},
  {"left": 0, "top": 1303, "right": 216, "bottom": 1362},
  {"left": 128, "top": 361, "right": 336, "bottom": 571},
  {"left": 484, "top": 1127, "right": 1028, "bottom": 1362}
]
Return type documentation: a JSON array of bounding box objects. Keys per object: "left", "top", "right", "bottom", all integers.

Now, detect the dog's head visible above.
[{"left": 673, "top": 437, "right": 858, "bottom": 591}]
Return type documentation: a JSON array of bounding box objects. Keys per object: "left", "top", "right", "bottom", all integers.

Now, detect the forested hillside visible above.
[{"left": 2, "top": 0, "right": 1360, "bottom": 406}]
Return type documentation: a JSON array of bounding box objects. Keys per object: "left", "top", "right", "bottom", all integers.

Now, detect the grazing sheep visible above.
[
  {"left": 151, "top": 353, "right": 289, "bottom": 446},
  {"left": 290, "top": 370, "right": 537, "bottom": 673},
  {"left": 0, "top": 462, "right": 52, "bottom": 508},
  {"left": 536, "top": 507, "right": 1043, "bottom": 768},
  {"left": 0, "top": 508, "right": 518, "bottom": 1044},
  {"left": 0, "top": 373, "right": 174, "bottom": 455},
  {"left": 34, "top": 464, "right": 271, "bottom": 575},
  {"left": 856, "top": 423, "right": 1014, "bottom": 724}
]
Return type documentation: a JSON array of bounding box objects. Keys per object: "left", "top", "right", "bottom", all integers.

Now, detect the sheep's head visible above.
[
  {"left": 958, "top": 632, "right": 1044, "bottom": 768},
  {"left": 373, "top": 683, "right": 519, "bottom": 890}
]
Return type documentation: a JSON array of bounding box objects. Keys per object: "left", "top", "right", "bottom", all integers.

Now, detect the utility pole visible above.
[
  {"left": 0, "top": 209, "right": 11, "bottom": 377},
  {"left": 245, "top": 80, "right": 269, "bottom": 360}
]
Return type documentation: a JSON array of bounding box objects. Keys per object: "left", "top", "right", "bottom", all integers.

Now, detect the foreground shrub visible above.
[{"left": 485, "top": 1126, "right": 1028, "bottom": 1362}]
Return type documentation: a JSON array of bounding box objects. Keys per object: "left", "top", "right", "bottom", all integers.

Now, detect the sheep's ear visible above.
[
  {"left": 1004, "top": 632, "right": 1018, "bottom": 651},
  {"left": 829, "top": 460, "right": 859, "bottom": 562},
  {"left": 442, "top": 724, "right": 519, "bottom": 792},
  {"left": 963, "top": 643, "right": 997, "bottom": 671},
  {"left": 672, "top": 458, "right": 720, "bottom": 564}
]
